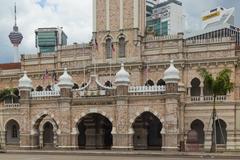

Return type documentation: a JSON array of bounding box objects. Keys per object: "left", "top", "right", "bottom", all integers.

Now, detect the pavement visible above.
[{"left": 1, "top": 150, "right": 240, "bottom": 159}]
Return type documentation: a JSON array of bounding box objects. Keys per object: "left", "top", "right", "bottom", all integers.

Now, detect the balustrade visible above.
[
  {"left": 128, "top": 85, "right": 166, "bottom": 95},
  {"left": 190, "top": 95, "right": 227, "bottom": 102},
  {"left": 31, "top": 91, "right": 60, "bottom": 98}
]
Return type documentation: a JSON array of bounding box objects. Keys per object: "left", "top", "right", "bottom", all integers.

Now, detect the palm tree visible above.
[
  {"left": 198, "top": 68, "right": 233, "bottom": 152},
  {"left": 0, "top": 88, "right": 19, "bottom": 102}
]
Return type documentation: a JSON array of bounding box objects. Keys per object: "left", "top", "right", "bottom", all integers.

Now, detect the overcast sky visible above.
[{"left": 0, "top": 0, "right": 239, "bottom": 63}]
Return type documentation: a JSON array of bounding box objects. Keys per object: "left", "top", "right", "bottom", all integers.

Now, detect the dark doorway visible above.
[
  {"left": 78, "top": 113, "right": 112, "bottom": 149},
  {"left": 215, "top": 119, "right": 227, "bottom": 145},
  {"left": 133, "top": 112, "right": 162, "bottom": 150},
  {"left": 43, "top": 122, "right": 54, "bottom": 148},
  {"left": 190, "top": 119, "right": 205, "bottom": 144}
]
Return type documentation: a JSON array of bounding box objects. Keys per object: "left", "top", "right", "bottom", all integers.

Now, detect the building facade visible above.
[
  {"left": 0, "top": 0, "right": 240, "bottom": 152},
  {"left": 147, "top": 0, "right": 184, "bottom": 36},
  {"left": 35, "top": 27, "right": 67, "bottom": 53}
]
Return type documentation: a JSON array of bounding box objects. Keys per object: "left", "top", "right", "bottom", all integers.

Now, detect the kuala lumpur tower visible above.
[{"left": 8, "top": 3, "right": 23, "bottom": 62}]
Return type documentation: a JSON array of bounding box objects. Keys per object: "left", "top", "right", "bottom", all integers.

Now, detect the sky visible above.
[{"left": 0, "top": 0, "right": 239, "bottom": 63}]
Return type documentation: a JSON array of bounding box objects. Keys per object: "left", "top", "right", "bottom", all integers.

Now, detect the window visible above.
[
  {"left": 36, "top": 85, "right": 43, "bottom": 91},
  {"left": 12, "top": 125, "right": 18, "bottom": 138},
  {"left": 145, "top": 80, "right": 154, "bottom": 86},
  {"left": 105, "top": 81, "right": 112, "bottom": 87},
  {"left": 106, "top": 38, "right": 112, "bottom": 59},
  {"left": 119, "top": 37, "right": 125, "bottom": 58},
  {"left": 161, "top": 21, "right": 168, "bottom": 36}
]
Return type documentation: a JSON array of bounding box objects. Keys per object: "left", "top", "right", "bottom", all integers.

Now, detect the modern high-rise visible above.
[
  {"left": 35, "top": 27, "right": 67, "bottom": 53},
  {"left": 146, "top": 0, "right": 158, "bottom": 17},
  {"left": 147, "top": 0, "right": 184, "bottom": 36}
]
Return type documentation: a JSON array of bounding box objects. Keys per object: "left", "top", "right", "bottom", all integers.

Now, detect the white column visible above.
[
  {"left": 120, "top": 0, "right": 124, "bottom": 30},
  {"left": 106, "top": 0, "right": 110, "bottom": 31},
  {"left": 133, "top": 0, "right": 139, "bottom": 28},
  {"left": 93, "top": 0, "right": 97, "bottom": 32}
]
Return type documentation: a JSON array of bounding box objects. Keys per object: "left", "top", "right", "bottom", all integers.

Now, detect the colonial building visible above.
[{"left": 0, "top": 0, "right": 240, "bottom": 152}]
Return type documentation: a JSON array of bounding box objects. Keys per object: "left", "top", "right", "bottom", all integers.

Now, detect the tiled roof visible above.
[{"left": 0, "top": 63, "right": 21, "bottom": 70}]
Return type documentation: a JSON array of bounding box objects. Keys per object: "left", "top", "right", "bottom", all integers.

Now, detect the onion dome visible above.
[
  {"left": 18, "top": 71, "right": 32, "bottom": 89},
  {"left": 58, "top": 68, "right": 74, "bottom": 88},
  {"left": 115, "top": 63, "right": 130, "bottom": 86},
  {"left": 163, "top": 60, "right": 180, "bottom": 83}
]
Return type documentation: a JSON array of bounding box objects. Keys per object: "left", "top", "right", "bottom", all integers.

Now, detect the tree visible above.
[
  {"left": 0, "top": 88, "right": 19, "bottom": 102},
  {"left": 198, "top": 68, "right": 233, "bottom": 152}
]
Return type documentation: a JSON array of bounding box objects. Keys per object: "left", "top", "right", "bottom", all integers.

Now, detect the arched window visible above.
[
  {"left": 72, "top": 83, "right": 79, "bottom": 89},
  {"left": 191, "top": 78, "right": 201, "bottom": 96},
  {"left": 106, "top": 38, "right": 112, "bottom": 59},
  {"left": 45, "top": 85, "right": 52, "bottom": 91},
  {"left": 105, "top": 81, "right": 112, "bottom": 87},
  {"left": 119, "top": 37, "right": 125, "bottom": 58},
  {"left": 12, "top": 125, "right": 18, "bottom": 138},
  {"left": 36, "top": 85, "right": 43, "bottom": 91},
  {"left": 81, "top": 83, "right": 87, "bottom": 88},
  {"left": 145, "top": 80, "right": 154, "bottom": 86},
  {"left": 157, "top": 79, "right": 166, "bottom": 86}
]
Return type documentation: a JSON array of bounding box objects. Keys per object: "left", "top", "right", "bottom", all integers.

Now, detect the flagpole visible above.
[
  {"left": 83, "top": 43, "right": 86, "bottom": 83},
  {"left": 147, "top": 62, "right": 149, "bottom": 81},
  {"left": 110, "top": 60, "right": 112, "bottom": 82}
]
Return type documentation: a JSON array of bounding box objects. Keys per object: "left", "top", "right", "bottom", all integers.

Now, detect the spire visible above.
[
  {"left": 13, "top": 2, "right": 18, "bottom": 32},
  {"left": 14, "top": 2, "right": 17, "bottom": 26}
]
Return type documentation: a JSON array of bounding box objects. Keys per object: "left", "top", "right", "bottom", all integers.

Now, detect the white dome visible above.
[
  {"left": 18, "top": 71, "right": 32, "bottom": 89},
  {"left": 163, "top": 60, "right": 180, "bottom": 83},
  {"left": 115, "top": 63, "right": 130, "bottom": 85},
  {"left": 58, "top": 68, "right": 74, "bottom": 88}
]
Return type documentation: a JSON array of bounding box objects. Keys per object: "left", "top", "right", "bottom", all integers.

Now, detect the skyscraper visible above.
[
  {"left": 35, "top": 27, "right": 67, "bottom": 53},
  {"left": 147, "top": 0, "right": 184, "bottom": 36}
]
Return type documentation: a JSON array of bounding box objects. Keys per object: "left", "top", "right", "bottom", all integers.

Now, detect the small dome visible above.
[
  {"left": 19, "top": 71, "right": 32, "bottom": 89},
  {"left": 163, "top": 60, "right": 180, "bottom": 83},
  {"left": 58, "top": 68, "right": 74, "bottom": 88},
  {"left": 115, "top": 63, "right": 130, "bottom": 85}
]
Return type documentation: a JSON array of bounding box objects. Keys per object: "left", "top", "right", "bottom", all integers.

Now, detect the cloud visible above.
[
  {"left": 0, "top": 0, "right": 92, "bottom": 63},
  {"left": 0, "top": 0, "right": 238, "bottom": 63}
]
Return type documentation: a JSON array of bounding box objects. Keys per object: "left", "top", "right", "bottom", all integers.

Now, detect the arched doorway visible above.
[
  {"left": 43, "top": 122, "right": 54, "bottom": 148},
  {"left": 77, "top": 113, "right": 112, "bottom": 149},
  {"left": 186, "top": 119, "right": 205, "bottom": 151},
  {"left": 215, "top": 119, "right": 227, "bottom": 145},
  {"left": 32, "top": 115, "right": 58, "bottom": 149},
  {"left": 190, "top": 119, "right": 205, "bottom": 144},
  {"left": 132, "top": 112, "right": 162, "bottom": 150},
  {"left": 5, "top": 119, "right": 20, "bottom": 145},
  {"left": 191, "top": 78, "right": 201, "bottom": 96}
]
